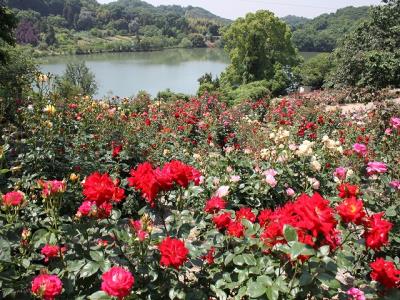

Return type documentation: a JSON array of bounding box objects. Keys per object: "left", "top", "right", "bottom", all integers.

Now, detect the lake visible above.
[{"left": 39, "top": 49, "right": 320, "bottom": 98}]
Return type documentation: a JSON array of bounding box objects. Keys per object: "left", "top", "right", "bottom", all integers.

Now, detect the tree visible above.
[
  {"left": 45, "top": 26, "right": 57, "bottom": 46},
  {"left": 0, "top": 46, "right": 37, "bottom": 121},
  {"left": 15, "top": 20, "right": 40, "bottom": 46},
  {"left": 0, "top": 0, "right": 17, "bottom": 62},
  {"left": 57, "top": 61, "right": 97, "bottom": 97},
  {"left": 189, "top": 33, "right": 206, "bottom": 47},
  {"left": 221, "top": 10, "right": 300, "bottom": 90},
  {"left": 331, "top": 0, "right": 400, "bottom": 88},
  {"left": 295, "top": 53, "right": 334, "bottom": 88}
]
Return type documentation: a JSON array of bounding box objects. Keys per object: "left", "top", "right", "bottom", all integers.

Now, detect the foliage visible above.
[
  {"left": 6, "top": 0, "right": 228, "bottom": 55},
  {"left": 294, "top": 53, "right": 334, "bottom": 88},
  {"left": 0, "top": 46, "right": 37, "bottom": 122},
  {"left": 56, "top": 61, "right": 97, "bottom": 97},
  {"left": 330, "top": 0, "right": 400, "bottom": 89},
  {"left": 222, "top": 10, "right": 299, "bottom": 85},
  {"left": 0, "top": 0, "right": 17, "bottom": 62},
  {"left": 288, "top": 6, "right": 370, "bottom": 52}
]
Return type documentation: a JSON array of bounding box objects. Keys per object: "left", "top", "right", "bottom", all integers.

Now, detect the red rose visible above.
[
  {"left": 2, "top": 191, "right": 24, "bottom": 207},
  {"left": 227, "top": 221, "right": 245, "bottom": 238},
  {"left": 204, "top": 197, "right": 226, "bottom": 214},
  {"left": 337, "top": 183, "right": 360, "bottom": 199},
  {"left": 158, "top": 237, "right": 189, "bottom": 269},
  {"left": 83, "top": 172, "right": 124, "bottom": 205},
  {"left": 31, "top": 274, "right": 63, "bottom": 300},
  {"left": 257, "top": 209, "right": 272, "bottom": 227},
  {"left": 370, "top": 258, "right": 400, "bottom": 288},
  {"left": 101, "top": 266, "right": 134, "bottom": 299},
  {"left": 41, "top": 245, "right": 62, "bottom": 263},
  {"left": 337, "top": 197, "right": 365, "bottom": 224},
  {"left": 364, "top": 212, "right": 392, "bottom": 250},
  {"left": 236, "top": 207, "right": 256, "bottom": 223},
  {"left": 128, "top": 162, "right": 160, "bottom": 206},
  {"left": 202, "top": 247, "right": 215, "bottom": 264},
  {"left": 112, "top": 142, "right": 123, "bottom": 157},
  {"left": 212, "top": 212, "right": 232, "bottom": 230},
  {"left": 97, "top": 202, "right": 113, "bottom": 219}
]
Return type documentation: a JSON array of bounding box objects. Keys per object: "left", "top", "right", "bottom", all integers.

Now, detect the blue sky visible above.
[{"left": 97, "top": 0, "right": 382, "bottom": 19}]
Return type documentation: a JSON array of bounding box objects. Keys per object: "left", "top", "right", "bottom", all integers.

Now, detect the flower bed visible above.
[{"left": 0, "top": 92, "right": 399, "bottom": 299}]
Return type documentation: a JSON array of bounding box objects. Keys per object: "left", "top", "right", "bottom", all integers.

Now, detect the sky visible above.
[{"left": 97, "top": 0, "right": 382, "bottom": 19}]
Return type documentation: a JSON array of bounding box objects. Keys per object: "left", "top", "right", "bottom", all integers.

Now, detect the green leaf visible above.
[
  {"left": 224, "top": 253, "right": 235, "bottom": 266},
  {"left": 242, "top": 254, "right": 257, "bottom": 266},
  {"left": 31, "top": 229, "right": 49, "bottom": 248},
  {"left": 265, "top": 286, "right": 279, "bottom": 300},
  {"left": 385, "top": 206, "right": 397, "bottom": 217},
  {"left": 0, "top": 237, "right": 11, "bottom": 262},
  {"left": 90, "top": 250, "right": 104, "bottom": 262},
  {"left": 283, "top": 225, "right": 298, "bottom": 242},
  {"left": 0, "top": 169, "right": 9, "bottom": 174},
  {"left": 80, "top": 261, "right": 100, "bottom": 278},
  {"left": 247, "top": 281, "right": 266, "bottom": 298},
  {"left": 319, "top": 245, "right": 330, "bottom": 257},
  {"left": 233, "top": 254, "right": 245, "bottom": 266},
  {"left": 88, "top": 291, "right": 111, "bottom": 300}
]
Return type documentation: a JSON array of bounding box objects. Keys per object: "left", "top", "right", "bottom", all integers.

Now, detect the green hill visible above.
[
  {"left": 5, "top": 0, "right": 230, "bottom": 55},
  {"left": 282, "top": 6, "right": 371, "bottom": 52}
]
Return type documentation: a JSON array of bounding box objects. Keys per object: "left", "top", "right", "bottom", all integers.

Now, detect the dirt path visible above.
[{"left": 325, "top": 97, "right": 400, "bottom": 114}]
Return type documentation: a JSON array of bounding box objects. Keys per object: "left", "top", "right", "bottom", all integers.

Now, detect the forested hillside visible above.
[
  {"left": 5, "top": 0, "right": 230, "bottom": 55},
  {"left": 282, "top": 6, "right": 371, "bottom": 52}
]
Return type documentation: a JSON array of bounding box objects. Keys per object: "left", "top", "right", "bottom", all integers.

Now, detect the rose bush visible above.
[{"left": 0, "top": 86, "right": 400, "bottom": 299}]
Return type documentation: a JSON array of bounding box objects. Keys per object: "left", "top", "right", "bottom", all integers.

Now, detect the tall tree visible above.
[{"left": 221, "top": 10, "right": 299, "bottom": 86}]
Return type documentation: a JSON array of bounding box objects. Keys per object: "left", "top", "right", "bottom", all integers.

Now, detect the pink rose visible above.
[
  {"left": 346, "top": 287, "right": 366, "bottom": 300},
  {"left": 286, "top": 188, "right": 295, "bottom": 197},
  {"left": 77, "top": 201, "right": 95, "bottom": 217},
  {"left": 230, "top": 175, "right": 241, "bottom": 182},
  {"left": 334, "top": 167, "right": 347, "bottom": 180},
  {"left": 353, "top": 143, "right": 367, "bottom": 156},
  {"left": 389, "top": 180, "right": 400, "bottom": 190},
  {"left": 31, "top": 274, "right": 63, "bottom": 300},
  {"left": 263, "top": 169, "right": 278, "bottom": 187},
  {"left": 214, "top": 185, "right": 230, "bottom": 198},
  {"left": 366, "top": 161, "right": 387, "bottom": 175},
  {"left": 101, "top": 266, "right": 134, "bottom": 299},
  {"left": 2, "top": 191, "right": 24, "bottom": 207},
  {"left": 390, "top": 117, "right": 400, "bottom": 129}
]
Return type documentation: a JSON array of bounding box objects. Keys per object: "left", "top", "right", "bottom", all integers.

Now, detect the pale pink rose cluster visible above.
[{"left": 263, "top": 169, "right": 277, "bottom": 187}]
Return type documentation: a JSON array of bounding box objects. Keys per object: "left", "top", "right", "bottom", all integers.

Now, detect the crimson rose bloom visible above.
[
  {"left": 363, "top": 212, "right": 392, "bottom": 250},
  {"left": 128, "top": 162, "right": 160, "bottom": 206},
  {"left": 158, "top": 237, "right": 189, "bottom": 269},
  {"left": 370, "top": 258, "right": 400, "bottom": 288},
  {"left": 2, "top": 191, "right": 24, "bottom": 207},
  {"left": 227, "top": 221, "right": 245, "bottom": 238},
  {"left": 101, "top": 266, "right": 134, "bottom": 299},
  {"left": 212, "top": 212, "right": 232, "bottom": 230},
  {"left": 337, "top": 197, "right": 365, "bottom": 224},
  {"left": 204, "top": 197, "right": 226, "bottom": 213},
  {"left": 83, "top": 172, "right": 125, "bottom": 205},
  {"left": 31, "top": 274, "right": 63, "bottom": 300},
  {"left": 236, "top": 207, "right": 256, "bottom": 223},
  {"left": 41, "top": 245, "right": 63, "bottom": 263},
  {"left": 338, "top": 183, "right": 360, "bottom": 199}
]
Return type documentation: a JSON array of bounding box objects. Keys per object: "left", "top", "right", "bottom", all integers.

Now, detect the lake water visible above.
[{"left": 39, "top": 49, "right": 319, "bottom": 98}]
